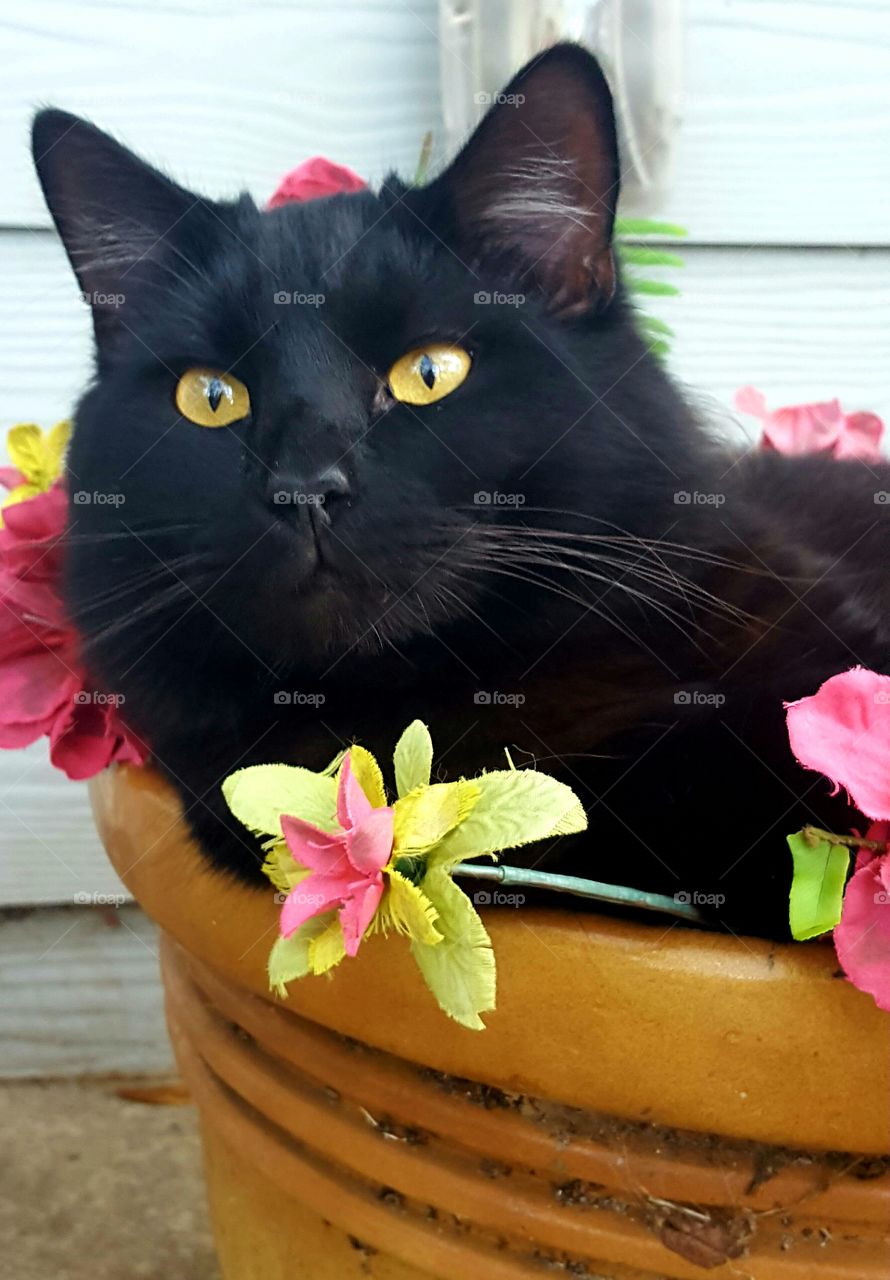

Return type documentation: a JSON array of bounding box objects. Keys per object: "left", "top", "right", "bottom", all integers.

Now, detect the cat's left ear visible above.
[{"left": 412, "top": 43, "right": 620, "bottom": 317}]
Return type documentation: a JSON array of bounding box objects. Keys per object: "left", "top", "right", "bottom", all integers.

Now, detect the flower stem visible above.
[
  {"left": 452, "top": 862, "right": 706, "bottom": 924},
  {"left": 802, "top": 825, "right": 888, "bottom": 852}
]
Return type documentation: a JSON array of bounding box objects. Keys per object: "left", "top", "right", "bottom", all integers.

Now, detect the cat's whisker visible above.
[{"left": 459, "top": 544, "right": 713, "bottom": 650}]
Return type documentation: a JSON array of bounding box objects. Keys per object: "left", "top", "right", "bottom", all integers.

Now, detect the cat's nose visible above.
[{"left": 268, "top": 464, "right": 352, "bottom": 520}]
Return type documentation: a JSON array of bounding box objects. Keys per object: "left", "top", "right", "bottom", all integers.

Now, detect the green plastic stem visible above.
[{"left": 453, "top": 862, "right": 706, "bottom": 924}]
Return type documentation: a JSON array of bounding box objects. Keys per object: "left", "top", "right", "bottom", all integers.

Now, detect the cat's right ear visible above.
[{"left": 32, "top": 109, "right": 207, "bottom": 349}]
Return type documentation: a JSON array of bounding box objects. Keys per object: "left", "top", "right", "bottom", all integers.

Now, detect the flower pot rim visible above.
[{"left": 89, "top": 763, "right": 890, "bottom": 1153}]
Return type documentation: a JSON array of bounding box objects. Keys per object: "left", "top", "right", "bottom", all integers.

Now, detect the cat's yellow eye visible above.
[
  {"left": 387, "top": 343, "right": 471, "bottom": 406},
  {"left": 175, "top": 368, "right": 251, "bottom": 428}
]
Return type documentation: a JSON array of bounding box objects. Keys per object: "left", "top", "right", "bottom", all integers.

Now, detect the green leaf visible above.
[
  {"left": 393, "top": 719, "right": 434, "bottom": 796},
  {"left": 619, "top": 246, "right": 685, "bottom": 269},
  {"left": 787, "top": 831, "right": 851, "bottom": 941},
  {"left": 625, "top": 277, "right": 681, "bottom": 297},
  {"left": 428, "top": 770, "right": 587, "bottom": 868},
  {"left": 378, "top": 868, "right": 443, "bottom": 945},
  {"left": 268, "top": 913, "right": 337, "bottom": 995},
  {"left": 411, "top": 867, "right": 495, "bottom": 1030},
  {"left": 615, "top": 217, "right": 688, "bottom": 239},
  {"left": 222, "top": 764, "right": 338, "bottom": 837},
  {"left": 637, "top": 314, "right": 675, "bottom": 338}
]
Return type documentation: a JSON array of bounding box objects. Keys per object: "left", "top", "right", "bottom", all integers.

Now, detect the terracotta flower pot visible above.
[{"left": 89, "top": 765, "right": 890, "bottom": 1279}]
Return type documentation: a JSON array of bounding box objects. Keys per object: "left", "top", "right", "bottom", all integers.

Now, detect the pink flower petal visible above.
[
  {"left": 0, "top": 649, "right": 80, "bottom": 730},
  {"left": 266, "top": 157, "right": 366, "bottom": 209},
  {"left": 280, "top": 874, "right": 347, "bottom": 937},
  {"left": 0, "top": 467, "right": 24, "bottom": 491},
  {"left": 49, "top": 698, "right": 117, "bottom": 780},
  {"left": 339, "top": 878, "right": 384, "bottom": 957},
  {"left": 734, "top": 386, "right": 768, "bottom": 420},
  {"left": 281, "top": 813, "right": 349, "bottom": 875},
  {"left": 835, "top": 854, "right": 890, "bottom": 1012},
  {"left": 834, "top": 412, "right": 884, "bottom": 462},
  {"left": 786, "top": 668, "right": 890, "bottom": 821},
  {"left": 336, "top": 752, "right": 374, "bottom": 829},
  {"left": 765, "top": 401, "right": 843, "bottom": 456},
  {"left": 347, "top": 806, "right": 395, "bottom": 875}
]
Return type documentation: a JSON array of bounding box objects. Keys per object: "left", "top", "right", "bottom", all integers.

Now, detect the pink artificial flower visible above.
[
  {"left": 786, "top": 670, "right": 890, "bottom": 1010},
  {"left": 834, "top": 822, "right": 890, "bottom": 1012},
  {"left": 735, "top": 386, "right": 883, "bottom": 461},
  {"left": 785, "top": 667, "right": 890, "bottom": 820},
  {"left": 279, "top": 752, "right": 393, "bottom": 955},
  {"left": 266, "top": 156, "right": 367, "bottom": 209},
  {"left": 0, "top": 482, "right": 147, "bottom": 778}
]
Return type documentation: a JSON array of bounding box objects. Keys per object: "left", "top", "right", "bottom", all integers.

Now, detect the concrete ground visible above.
[{"left": 1, "top": 1079, "right": 221, "bottom": 1280}]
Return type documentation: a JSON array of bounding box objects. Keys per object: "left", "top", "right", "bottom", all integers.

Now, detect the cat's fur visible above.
[{"left": 32, "top": 45, "right": 890, "bottom": 936}]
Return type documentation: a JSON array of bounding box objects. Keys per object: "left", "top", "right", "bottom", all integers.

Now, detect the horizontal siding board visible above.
[
  {"left": 0, "top": 1, "right": 444, "bottom": 226},
  {"left": 0, "top": 906, "right": 172, "bottom": 1077},
  {"left": 660, "top": 0, "right": 890, "bottom": 243},
  {"left": 0, "top": 2, "right": 886, "bottom": 242}
]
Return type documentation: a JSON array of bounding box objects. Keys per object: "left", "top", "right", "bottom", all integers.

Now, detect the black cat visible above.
[{"left": 31, "top": 44, "right": 890, "bottom": 936}]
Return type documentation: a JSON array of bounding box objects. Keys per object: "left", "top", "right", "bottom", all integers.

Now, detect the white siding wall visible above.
[{"left": 0, "top": 0, "right": 888, "bottom": 1074}]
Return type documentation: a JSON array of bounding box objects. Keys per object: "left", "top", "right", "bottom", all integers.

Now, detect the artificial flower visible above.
[
  {"left": 736, "top": 387, "right": 883, "bottom": 461},
  {"left": 0, "top": 420, "right": 70, "bottom": 522},
  {"left": 266, "top": 156, "right": 366, "bottom": 208},
  {"left": 785, "top": 670, "right": 890, "bottom": 1012},
  {"left": 223, "top": 720, "right": 587, "bottom": 1029},
  {"left": 0, "top": 426, "right": 147, "bottom": 778}
]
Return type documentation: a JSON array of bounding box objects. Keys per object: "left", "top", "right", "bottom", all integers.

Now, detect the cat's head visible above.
[{"left": 32, "top": 43, "right": 693, "bottom": 685}]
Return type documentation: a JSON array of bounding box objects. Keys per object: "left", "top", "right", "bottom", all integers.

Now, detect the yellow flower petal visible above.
[
  {"left": 261, "top": 837, "right": 310, "bottom": 894},
  {"left": 307, "top": 914, "right": 347, "bottom": 975},
  {"left": 6, "top": 424, "right": 45, "bottom": 482},
  {"left": 347, "top": 744, "right": 387, "bottom": 808},
  {"left": 378, "top": 868, "right": 442, "bottom": 945},
  {"left": 393, "top": 780, "right": 480, "bottom": 855}
]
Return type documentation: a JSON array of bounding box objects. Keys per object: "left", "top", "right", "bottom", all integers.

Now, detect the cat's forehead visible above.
[{"left": 252, "top": 191, "right": 440, "bottom": 292}]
